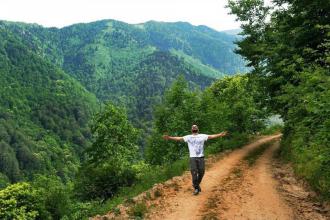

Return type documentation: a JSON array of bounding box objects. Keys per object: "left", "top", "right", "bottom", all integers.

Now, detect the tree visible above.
[
  {"left": 32, "top": 175, "right": 71, "bottom": 220},
  {"left": 0, "top": 141, "right": 20, "bottom": 182},
  {"left": 145, "top": 76, "right": 202, "bottom": 165},
  {"left": 227, "top": 0, "right": 329, "bottom": 117},
  {"left": 206, "top": 75, "right": 266, "bottom": 134},
  {"left": 0, "top": 182, "right": 41, "bottom": 220},
  {"left": 75, "top": 103, "right": 139, "bottom": 199},
  {"left": 146, "top": 75, "right": 267, "bottom": 164}
]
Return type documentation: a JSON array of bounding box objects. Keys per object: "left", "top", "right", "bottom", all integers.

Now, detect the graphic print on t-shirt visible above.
[{"left": 183, "top": 134, "right": 208, "bottom": 157}]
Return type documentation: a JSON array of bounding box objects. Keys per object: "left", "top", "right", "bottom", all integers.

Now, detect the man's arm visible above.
[
  {"left": 163, "top": 135, "right": 184, "bottom": 141},
  {"left": 208, "top": 131, "right": 228, "bottom": 140}
]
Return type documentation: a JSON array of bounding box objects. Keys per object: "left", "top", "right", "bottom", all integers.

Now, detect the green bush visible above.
[
  {"left": 32, "top": 175, "right": 73, "bottom": 220},
  {"left": 0, "top": 182, "right": 41, "bottom": 220},
  {"left": 128, "top": 202, "right": 147, "bottom": 218}
]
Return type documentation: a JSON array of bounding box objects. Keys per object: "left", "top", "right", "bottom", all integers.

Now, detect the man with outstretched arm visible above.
[{"left": 163, "top": 125, "right": 228, "bottom": 195}]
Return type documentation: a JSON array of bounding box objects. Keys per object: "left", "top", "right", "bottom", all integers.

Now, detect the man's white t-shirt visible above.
[{"left": 183, "top": 134, "right": 208, "bottom": 157}]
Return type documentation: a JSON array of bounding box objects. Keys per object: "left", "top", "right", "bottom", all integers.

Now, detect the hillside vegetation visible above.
[
  {"left": 0, "top": 20, "right": 248, "bottom": 127},
  {"left": 228, "top": 0, "right": 330, "bottom": 199},
  {"left": 0, "top": 27, "right": 99, "bottom": 185}
]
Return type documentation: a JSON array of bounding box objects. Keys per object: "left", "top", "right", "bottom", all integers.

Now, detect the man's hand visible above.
[
  {"left": 221, "top": 131, "right": 228, "bottom": 137},
  {"left": 208, "top": 131, "right": 229, "bottom": 140},
  {"left": 163, "top": 135, "right": 170, "bottom": 140}
]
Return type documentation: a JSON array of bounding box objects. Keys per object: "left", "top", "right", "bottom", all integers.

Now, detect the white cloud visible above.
[{"left": 0, "top": 0, "right": 241, "bottom": 31}]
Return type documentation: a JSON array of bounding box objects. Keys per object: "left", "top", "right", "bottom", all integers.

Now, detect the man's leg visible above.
[
  {"left": 190, "top": 158, "right": 199, "bottom": 190},
  {"left": 196, "top": 157, "right": 205, "bottom": 191}
]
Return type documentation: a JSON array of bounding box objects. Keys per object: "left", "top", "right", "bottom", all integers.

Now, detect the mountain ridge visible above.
[
  {"left": 0, "top": 19, "right": 247, "bottom": 74},
  {"left": 0, "top": 19, "right": 248, "bottom": 120}
]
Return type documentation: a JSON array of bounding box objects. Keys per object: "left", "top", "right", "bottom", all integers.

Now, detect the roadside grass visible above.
[
  {"left": 84, "top": 157, "right": 189, "bottom": 218},
  {"left": 260, "top": 124, "right": 283, "bottom": 135},
  {"left": 127, "top": 202, "right": 147, "bottom": 219},
  {"left": 244, "top": 141, "right": 274, "bottom": 166},
  {"left": 232, "top": 167, "right": 243, "bottom": 177},
  {"left": 202, "top": 211, "right": 219, "bottom": 220}
]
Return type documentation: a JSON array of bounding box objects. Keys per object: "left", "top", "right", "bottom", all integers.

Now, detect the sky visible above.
[{"left": 0, "top": 0, "right": 242, "bottom": 31}]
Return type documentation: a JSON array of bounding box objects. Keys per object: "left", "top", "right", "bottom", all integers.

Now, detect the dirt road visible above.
[
  {"left": 93, "top": 135, "right": 329, "bottom": 220},
  {"left": 201, "top": 140, "right": 294, "bottom": 220},
  {"left": 147, "top": 134, "right": 291, "bottom": 220}
]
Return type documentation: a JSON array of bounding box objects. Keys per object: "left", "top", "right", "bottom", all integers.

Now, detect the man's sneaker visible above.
[
  {"left": 197, "top": 186, "right": 201, "bottom": 192},
  {"left": 193, "top": 188, "right": 199, "bottom": 195}
]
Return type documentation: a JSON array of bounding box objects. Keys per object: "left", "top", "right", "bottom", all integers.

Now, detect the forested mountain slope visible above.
[
  {"left": 1, "top": 19, "right": 247, "bottom": 75},
  {"left": 142, "top": 21, "right": 246, "bottom": 74},
  {"left": 0, "top": 26, "right": 99, "bottom": 184},
  {"left": 0, "top": 19, "right": 246, "bottom": 123}
]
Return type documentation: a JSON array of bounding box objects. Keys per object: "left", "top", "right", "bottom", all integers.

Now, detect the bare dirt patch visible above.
[{"left": 272, "top": 154, "right": 330, "bottom": 220}]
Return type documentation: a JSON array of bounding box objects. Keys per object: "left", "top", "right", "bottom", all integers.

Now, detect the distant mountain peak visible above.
[{"left": 221, "top": 28, "right": 242, "bottom": 35}]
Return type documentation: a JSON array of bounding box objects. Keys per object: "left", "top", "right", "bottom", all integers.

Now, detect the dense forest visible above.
[
  {"left": 0, "top": 0, "right": 329, "bottom": 219},
  {"left": 0, "top": 19, "right": 248, "bottom": 132},
  {"left": 0, "top": 27, "right": 99, "bottom": 185}
]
